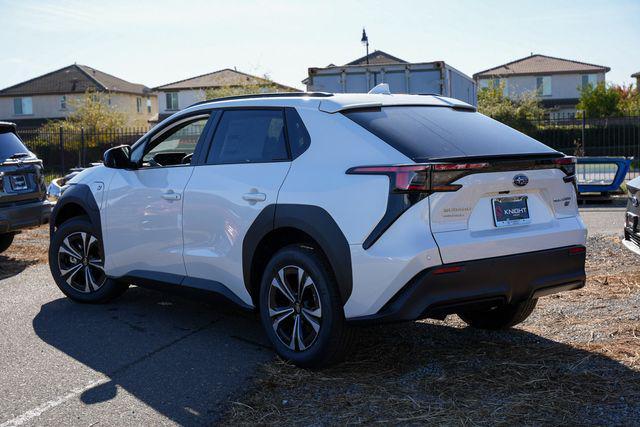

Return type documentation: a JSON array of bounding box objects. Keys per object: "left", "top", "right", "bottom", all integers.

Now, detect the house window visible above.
[
  {"left": 582, "top": 74, "right": 598, "bottom": 90},
  {"left": 536, "top": 76, "right": 552, "bottom": 96},
  {"left": 146, "top": 97, "right": 152, "bottom": 113},
  {"left": 136, "top": 97, "right": 142, "bottom": 113},
  {"left": 13, "top": 97, "right": 33, "bottom": 115},
  {"left": 166, "top": 92, "right": 179, "bottom": 110},
  {"left": 60, "top": 95, "right": 67, "bottom": 110}
]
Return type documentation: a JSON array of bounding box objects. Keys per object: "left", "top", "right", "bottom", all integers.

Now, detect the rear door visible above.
[{"left": 182, "top": 108, "right": 296, "bottom": 305}]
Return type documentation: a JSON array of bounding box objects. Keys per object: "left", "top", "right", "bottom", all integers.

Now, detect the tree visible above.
[
  {"left": 40, "top": 90, "right": 128, "bottom": 134},
  {"left": 614, "top": 83, "right": 640, "bottom": 116},
  {"left": 577, "top": 82, "right": 621, "bottom": 118},
  {"left": 477, "top": 82, "right": 545, "bottom": 133}
]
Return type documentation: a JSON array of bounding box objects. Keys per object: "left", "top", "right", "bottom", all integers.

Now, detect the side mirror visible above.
[{"left": 103, "top": 145, "right": 132, "bottom": 169}]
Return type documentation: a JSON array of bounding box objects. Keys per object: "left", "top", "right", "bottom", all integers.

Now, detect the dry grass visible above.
[
  {"left": 222, "top": 235, "right": 640, "bottom": 425},
  {"left": 0, "top": 225, "right": 49, "bottom": 280}
]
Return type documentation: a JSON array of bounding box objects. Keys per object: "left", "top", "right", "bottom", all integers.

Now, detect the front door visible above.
[
  {"left": 103, "top": 114, "right": 211, "bottom": 279},
  {"left": 182, "top": 109, "right": 293, "bottom": 305}
]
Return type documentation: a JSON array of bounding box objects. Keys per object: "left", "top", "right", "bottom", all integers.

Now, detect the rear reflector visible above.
[
  {"left": 568, "top": 246, "right": 586, "bottom": 255},
  {"left": 432, "top": 265, "right": 464, "bottom": 275}
]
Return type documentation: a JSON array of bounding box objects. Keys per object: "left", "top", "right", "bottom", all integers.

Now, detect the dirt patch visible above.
[
  {"left": 223, "top": 235, "right": 640, "bottom": 425},
  {"left": 0, "top": 226, "right": 49, "bottom": 280}
]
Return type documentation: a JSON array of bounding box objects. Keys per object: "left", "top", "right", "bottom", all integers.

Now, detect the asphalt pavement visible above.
[
  {"left": 579, "top": 199, "right": 626, "bottom": 236},
  {"left": 0, "top": 264, "right": 271, "bottom": 426}
]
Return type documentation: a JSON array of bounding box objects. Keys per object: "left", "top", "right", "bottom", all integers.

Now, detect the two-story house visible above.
[
  {"left": 474, "top": 54, "right": 610, "bottom": 117},
  {"left": 153, "top": 69, "right": 298, "bottom": 121},
  {"left": 0, "top": 64, "right": 158, "bottom": 128}
]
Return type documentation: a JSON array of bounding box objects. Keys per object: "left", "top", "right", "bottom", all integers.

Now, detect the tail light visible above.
[
  {"left": 553, "top": 156, "right": 576, "bottom": 176},
  {"left": 346, "top": 162, "right": 488, "bottom": 195}
]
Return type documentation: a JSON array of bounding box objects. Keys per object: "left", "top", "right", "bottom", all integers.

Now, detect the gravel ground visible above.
[{"left": 222, "top": 234, "right": 640, "bottom": 426}]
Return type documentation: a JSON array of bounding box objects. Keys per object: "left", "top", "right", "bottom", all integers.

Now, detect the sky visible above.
[{"left": 0, "top": 0, "right": 638, "bottom": 91}]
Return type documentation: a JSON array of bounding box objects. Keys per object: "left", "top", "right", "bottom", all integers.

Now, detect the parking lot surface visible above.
[{"left": 0, "top": 263, "right": 270, "bottom": 426}]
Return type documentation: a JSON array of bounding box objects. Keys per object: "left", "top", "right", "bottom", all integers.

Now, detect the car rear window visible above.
[
  {"left": 0, "top": 130, "right": 30, "bottom": 161},
  {"left": 343, "top": 106, "right": 558, "bottom": 161}
]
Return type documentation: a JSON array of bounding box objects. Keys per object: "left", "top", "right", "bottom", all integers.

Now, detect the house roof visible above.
[
  {"left": 345, "top": 50, "right": 407, "bottom": 66},
  {"left": 632, "top": 71, "right": 640, "bottom": 78},
  {"left": 153, "top": 68, "right": 298, "bottom": 91},
  {"left": 473, "top": 54, "right": 610, "bottom": 79},
  {"left": 0, "top": 64, "right": 150, "bottom": 96}
]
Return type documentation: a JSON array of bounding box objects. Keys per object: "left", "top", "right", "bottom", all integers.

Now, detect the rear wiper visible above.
[{"left": 9, "top": 152, "right": 30, "bottom": 159}]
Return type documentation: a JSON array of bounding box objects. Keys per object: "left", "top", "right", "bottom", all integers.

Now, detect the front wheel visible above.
[
  {"left": 49, "top": 216, "right": 128, "bottom": 303},
  {"left": 458, "top": 298, "right": 538, "bottom": 330},
  {"left": 259, "top": 245, "right": 353, "bottom": 368}
]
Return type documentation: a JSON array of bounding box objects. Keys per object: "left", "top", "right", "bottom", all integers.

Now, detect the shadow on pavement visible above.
[
  {"left": 0, "top": 255, "right": 37, "bottom": 280},
  {"left": 32, "top": 286, "right": 271, "bottom": 425}
]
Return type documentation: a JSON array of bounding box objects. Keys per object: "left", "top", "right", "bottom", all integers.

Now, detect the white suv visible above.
[{"left": 49, "top": 93, "right": 587, "bottom": 367}]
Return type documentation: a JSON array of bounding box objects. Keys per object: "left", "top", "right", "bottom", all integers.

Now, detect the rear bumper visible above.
[
  {"left": 0, "top": 199, "right": 52, "bottom": 233},
  {"left": 350, "top": 245, "right": 586, "bottom": 324}
]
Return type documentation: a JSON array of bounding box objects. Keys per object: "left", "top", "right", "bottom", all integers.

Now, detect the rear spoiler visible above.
[{"left": 0, "top": 121, "right": 17, "bottom": 133}]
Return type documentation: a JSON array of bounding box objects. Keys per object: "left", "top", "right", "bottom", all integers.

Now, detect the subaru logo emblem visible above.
[{"left": 513, "top": 174, "right": 529, "bottom": 187}]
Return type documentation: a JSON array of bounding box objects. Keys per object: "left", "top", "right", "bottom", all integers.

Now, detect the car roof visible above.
[{"left": 180, "top": 92, "right": 475, "bottom": 117}]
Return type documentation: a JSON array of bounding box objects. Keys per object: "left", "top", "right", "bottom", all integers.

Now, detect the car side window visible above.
[
  {"left": 206, "top": 109, "right": 289, "bottom": 164},
  {"left": 137, "top": 116, "right": 210, "bottom": 168},
  {"left": 285, "top": 108, "right": 311, "bottom": 159}
]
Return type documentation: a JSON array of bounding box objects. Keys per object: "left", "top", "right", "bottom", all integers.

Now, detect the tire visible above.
[
  {"left": 258, "top": 245, "right": 354, "bottom": 368},
  {"left": 458, "top": 298, "right": 538, "bottom": 330},
  {"left": 0, "top": 233, "right": 15, "bottom": 254},
  {"left": 49, "top": 216, "right": 128, "bottom": 303}
]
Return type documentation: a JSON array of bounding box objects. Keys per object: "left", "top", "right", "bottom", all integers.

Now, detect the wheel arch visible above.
[
  {"left": 50, "top": 184, "right": 102, "bottom": 241},
  {"left": 243, "top": 204, "right": 353, "bottom": 308}
]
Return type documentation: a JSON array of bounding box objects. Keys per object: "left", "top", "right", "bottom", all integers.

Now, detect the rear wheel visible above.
[
  {"left": 0, "top": 233, "right": 15, "bottom": 254},
  {"left": 259, "top": 245, "right": 353, "bottom": 368},
  {"left": 458, "top": 298, "right": 538, "bottom": 330},
  {"left": 49, "top": 216, "right": 128, "bottom": 303}
]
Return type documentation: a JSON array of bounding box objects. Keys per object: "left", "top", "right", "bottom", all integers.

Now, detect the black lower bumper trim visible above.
[{"left": 350, "top": 245, "right": 586, "bottom": 324}]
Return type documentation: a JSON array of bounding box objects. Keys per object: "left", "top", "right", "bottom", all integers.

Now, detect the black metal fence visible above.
[
  {"left": 17, "top": 127, "right": 148, "bottom": 181},
  {"left": 14, "top": 115, "right": 640, "bottom": 183},
  {"left": 527, "top": 115, "right": 640, "bottom": 181}
]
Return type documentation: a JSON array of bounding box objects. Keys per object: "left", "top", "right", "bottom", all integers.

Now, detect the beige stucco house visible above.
[
  {"left": 474, "top": 54, "right": 610, "bottom": 117},
  {"left": 0, "top": 64, "right": 158, "bottom": 128},
  {"left": 153, "top": 69, "right": 298, "bottom": 121}
]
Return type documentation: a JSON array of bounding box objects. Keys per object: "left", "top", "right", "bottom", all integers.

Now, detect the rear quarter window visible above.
[{"left": 343, "top": 106, "right": 558, "bottom": 161}]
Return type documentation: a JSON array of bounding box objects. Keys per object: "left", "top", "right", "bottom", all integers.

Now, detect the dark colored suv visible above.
[{"left": 0, "top": 122, "right": 52, "bottom": 252}]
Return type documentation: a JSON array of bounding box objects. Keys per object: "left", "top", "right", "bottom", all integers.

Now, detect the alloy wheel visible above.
[
  {"left": 57, "top": 231, "right": 106, "bottom": 293},
  {"left": 268, "top": 265, "right": 322, "bottom": 351}
]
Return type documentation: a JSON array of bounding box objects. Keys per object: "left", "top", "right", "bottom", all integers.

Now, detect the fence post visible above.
[
  {"left": 59, "top": 126, "right": 65, "bottom": 176},
  {"left": 581, "top": 114, "right": 586, "bottom": 155},
  {"left": 80, "top": 127, "right": 86, "bottom": 167}
]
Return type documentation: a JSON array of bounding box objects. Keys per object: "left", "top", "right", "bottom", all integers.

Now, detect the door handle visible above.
[
  {"left": 161, "top": 190, "right": 181, "bottom": 201},
  {"left": 242, "top": 192, "right": 267, "bottom": 204}
]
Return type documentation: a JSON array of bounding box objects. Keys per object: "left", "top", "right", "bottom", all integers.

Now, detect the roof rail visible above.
[{"left": 186, "top": 92, "right": 334, "bottom": 109}]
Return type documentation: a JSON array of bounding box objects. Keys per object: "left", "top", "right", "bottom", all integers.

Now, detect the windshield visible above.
[
  {"left": 0, "top": 131, "right": 31, "bottom": 161},
  {"left": 343, "top": 106, "right": 559, "bottom": 161}
]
